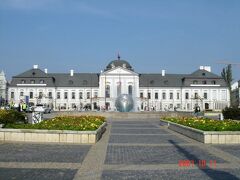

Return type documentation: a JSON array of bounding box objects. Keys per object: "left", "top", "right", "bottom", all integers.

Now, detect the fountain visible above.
[{"left": 115, "top": 94, "right": 134, "bottom": 112}]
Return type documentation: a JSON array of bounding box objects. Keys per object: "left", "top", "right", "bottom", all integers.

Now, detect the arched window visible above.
[
  {"left": 193, "top": 80, "right": 198, "bottom": 84},
  {"left": 211, "top": 80, "right": 216, "bottom": 84},
  {"left": 128, "top": 85, "right": 133, "bottom": 95},
  {"left": 106, "top": 85, "right": 110, "bottom": 98}
]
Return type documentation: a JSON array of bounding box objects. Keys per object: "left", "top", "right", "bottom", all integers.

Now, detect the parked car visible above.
[
  {"left": 25, "top": 106, "right": 34, "bottom": 113},
  {"left": 34, "top": 104, "right": 51, "bottom": 114}
]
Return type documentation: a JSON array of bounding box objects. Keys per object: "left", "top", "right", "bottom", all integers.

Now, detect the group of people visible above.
[{"left": 9, "top": 102, "right": 29, "bottom": 112}]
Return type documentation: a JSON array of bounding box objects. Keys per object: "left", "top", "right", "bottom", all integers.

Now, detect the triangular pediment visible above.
[{"left": 103, "top": 67, "right": 138, "bottom": 75}]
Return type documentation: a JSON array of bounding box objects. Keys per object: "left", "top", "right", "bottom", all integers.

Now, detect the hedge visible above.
[
  {"left": 222, "top": 107, "right": 240, "bottom": 120},
  {"left": 0, "top": 109, "right": 27, "bottom": 125}
]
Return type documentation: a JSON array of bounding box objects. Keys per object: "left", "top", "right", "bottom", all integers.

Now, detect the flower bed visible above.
[
  {"left": 4, "top": 116, "right": 105, "bottom": 131},
  {"left": 162, "top": 117, "right": 240, "bottom": 131}
]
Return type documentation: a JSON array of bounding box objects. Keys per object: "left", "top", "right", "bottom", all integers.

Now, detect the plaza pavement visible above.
[{"left": 0, "top": 118, "right": 240, "bottom": 180}]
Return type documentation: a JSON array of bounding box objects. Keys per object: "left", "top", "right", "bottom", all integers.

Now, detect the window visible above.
[
  {"left": 106, "top": 85, "right": 110, "bottom": 98},
  {"left": 128, "top": 85, "right": 133, "bottom": 95},
  {"left": 211, "top": 80, "right": 216, "bottom": 84},
  {"left": 64, "top": 92, "right": 68, "bottom": 99},
  {"left": 177, "top": 92, "right": 180, "bottom": 99},
  {"left": 185, "top": 92, "right": 189, "bottom": 99},
  {"left": 94, "top": 92, "right": 98, "bottom": 98},
  {"left": 147, "top": 92, "right": 151, "bottom": 99},
  {"left": 40, "top": 80, "right": 44, "bottom": 84},
  {"left": 21, "top": 80, "right": 26, "bottom": 84},
  {"left": 221, "top": 90, "right": 227, "bottom": 100},
  {"left": 57, "top": 92, "right": 60, "bottom": 99},
  {"left": 202, "top": 73, "right": 206, "bottom": 76},
  {"left": 11, "top": 92, "right": 14, "bottom": 99},
  {"left": 170, "top": 92, "right": 173, "bottom": 99},
  {"left": 140, "top": 92, "right": 143, "bottom": 98},
  {"left": 204, "top": 93, "right": 207, "bottom": 99},
  {"left": 212, "top": 90, "right": 217, "bottom": 100},
  {"left": 202, "top": 80, "right": 207, "bottom": 84},
  {"left": 20, "top": 92, "right": 24, "bottom": 96},
  {"left": 39, "top": 92, "right": 43, "bottom": 99},
  {"left": 30, "top": 80, "right": 35, "bottom": 84},
  {"left": 155, "top": 92, "right": 158, "bottom": 99},
  {"left": 30, "top": 92, "right": 33, "bottom": 99},
  {"left": 194, "top": 93, "right": 198, "bottom": 99},
  {"left": 72, "top": 92, "right": 75, "bottom": 99},
  {"left": 193, "top": 80, "right": 198, "bottom": 84},
  {"left": 162, "top": 92, "right": 166, "bottom": 100},
  {"left": 87, "top": 92, "right": 90, "bottom": 99},
  {"left": 48, "top": 92, "right": 52, "bottom": 99},
  {"left": 79, "top": 92, "right": 83, "bottom": 99}
]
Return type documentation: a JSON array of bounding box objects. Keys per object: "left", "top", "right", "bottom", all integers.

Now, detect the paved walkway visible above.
[{"left": 0, "top": 118, "right": 240, "bottom": 179}]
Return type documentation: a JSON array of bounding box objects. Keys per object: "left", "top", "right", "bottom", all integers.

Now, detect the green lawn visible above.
[
  {"left": 162, "top": 117, "right": 240, "bottom": 131},
  {"left": 5, "top": 116, "right": 106, "bottom": 131}
]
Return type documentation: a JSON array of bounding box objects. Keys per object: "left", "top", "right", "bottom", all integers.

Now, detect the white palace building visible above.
[{"left": 8, "top": 57, "right": 230, "bottom": 111}]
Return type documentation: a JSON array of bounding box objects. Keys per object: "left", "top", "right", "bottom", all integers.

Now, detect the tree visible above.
[{"left": 221, "top": 64, "right": 233, "bottom": 106}]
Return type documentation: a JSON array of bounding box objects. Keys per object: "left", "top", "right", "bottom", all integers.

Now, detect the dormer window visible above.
[
  {"left": 21, "top": 80, "right": 26, "bottom": 84},
  {"left": 30, "top": 80, "right": 35, "bottom": 84},
  {"left": 202, "top": 73, "right": 206, "bottom": 76},
  {"left": 211, "top": 80, "right": 216, "bottom": 84},
  {"left": 193, "top": 80, "right": 198, "bottom": 84},
  {"left": 69, "top": 80, "right": 73, "bottom": 85},
  {"left": 202, "top": 80, "right": 207, "bottom": 84},
  {"left": 123, "top": 63, "right": 126, "bottom": 68},
  {"left": 40, "top": 80, "right": 44, "bottom": 84},
  {"left": 164, "top": 80, "right": 168, "bottom": 85}
]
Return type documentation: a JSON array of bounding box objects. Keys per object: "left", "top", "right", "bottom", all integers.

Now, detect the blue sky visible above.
[{"left": 0, "top": 0, "right": 240, "bottom": 81}]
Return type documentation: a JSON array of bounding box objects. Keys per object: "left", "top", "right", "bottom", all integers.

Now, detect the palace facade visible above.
[{"left": 8, "top": 58, "right": 230, "bottom": 111}]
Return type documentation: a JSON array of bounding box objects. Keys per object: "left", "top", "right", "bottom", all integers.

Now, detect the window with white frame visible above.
[
  {"left": 162, "top": 92, "right": 166, "bottom": 100},
  {"left": 64, "top": 92, "right": 68, "bottom": 99},
  {"left": 72, "top": 92, "right": 75, "bottom": 99},
  {"left": 87, "top": 92, "right": 90, "bottom": 99},
  {"left": 79, "top": 92, "right": 83, "bottom": 99},
  {"left": 57, "top": 92, "right": 60, "bottom": 99},
  {"left": 221, "top": 90, "right": 227, "bottom": 100}
]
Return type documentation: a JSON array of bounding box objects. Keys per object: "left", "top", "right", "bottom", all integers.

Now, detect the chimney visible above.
[
  {"left": 70, "top": 69, "right": 74, "bottom": 76},
  {"left": 199, "top": 66, "right": 204, "bottom": 70},
  {"left": 162, "top": 70, "right": 165, "bottom": 76},
  {"left": 33, "top": 65, "right": 38, "bottom": 69},
  {"left": 204, "top": 66, "right": 211, "bottom": 72},
  {"left": 44, "top": 68, "right": 48, "bottom": 74}
]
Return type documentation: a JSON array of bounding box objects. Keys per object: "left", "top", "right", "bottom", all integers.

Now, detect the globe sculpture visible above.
[{"left": 115, "top": 94, "right": 134, "bottom": 112}]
